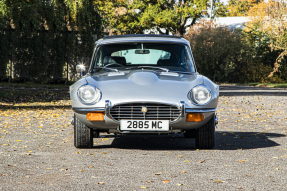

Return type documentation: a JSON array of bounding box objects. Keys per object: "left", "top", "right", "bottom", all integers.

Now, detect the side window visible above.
[{"left": 94, "top": 46, "right": 103, "bottom": 67}]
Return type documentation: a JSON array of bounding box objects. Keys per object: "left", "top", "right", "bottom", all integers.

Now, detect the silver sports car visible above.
[{"left": 70, "top": 34, "right": 219, "bottom": 149}]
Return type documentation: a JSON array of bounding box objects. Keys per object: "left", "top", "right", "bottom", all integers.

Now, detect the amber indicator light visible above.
[
  {"left": 86, "top": 112, "right": 104, "bottom": 121},
  {"left": 187, "top": 113, "right": 204, "bottom": 122}
]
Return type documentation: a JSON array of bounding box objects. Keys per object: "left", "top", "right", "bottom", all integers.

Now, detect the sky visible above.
[{"left": 220, "top": 0, "right": 229, "bottom": 4}]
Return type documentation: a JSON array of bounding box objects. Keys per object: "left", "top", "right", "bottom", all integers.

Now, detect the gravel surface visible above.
[{"left": 0, "top": 92, "right": 287, "bottom": 190}]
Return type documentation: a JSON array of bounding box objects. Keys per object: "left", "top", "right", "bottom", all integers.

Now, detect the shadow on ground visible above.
[{"left": 90, "top": 132, "right": 285, "bottom": 151}]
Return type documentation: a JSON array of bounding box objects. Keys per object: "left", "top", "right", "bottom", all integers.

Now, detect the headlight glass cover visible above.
[
  {"left": 189, "top": 85, "right": 212, "bottom": 105},
  {"left": 78, "top": 84, "right": 101, "bottom": 104}
]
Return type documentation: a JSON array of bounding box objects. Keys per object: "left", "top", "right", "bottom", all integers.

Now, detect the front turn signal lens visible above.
[
  {"left": 87, "top": 112, "right": 104, "bottom": 121},
  {"left": 187, "top": 113, "right": 204, "bottom": 122}
]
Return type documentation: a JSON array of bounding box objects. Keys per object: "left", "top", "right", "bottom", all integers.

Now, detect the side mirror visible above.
[{"left": 76, "top": 65, "right": 86, "bottom": 76}]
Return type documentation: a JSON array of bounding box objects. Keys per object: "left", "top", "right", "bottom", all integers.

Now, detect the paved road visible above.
[{"left": 0, "top": 88, "right": 287, "bottom": 190}]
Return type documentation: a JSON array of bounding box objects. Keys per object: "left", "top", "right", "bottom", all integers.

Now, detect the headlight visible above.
[
  {"left": 77, "top": 84, "right": 101, "bottom": 105},
  {"left": 189, "top": 85, "right": 212, "bottom": 105}
]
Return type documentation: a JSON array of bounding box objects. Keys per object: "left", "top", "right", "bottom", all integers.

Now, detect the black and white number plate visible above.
[{"left": 120, "top": 120, "right": 169, "bottom": 131}]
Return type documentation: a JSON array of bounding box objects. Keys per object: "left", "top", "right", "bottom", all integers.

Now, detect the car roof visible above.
[{"left": 96, "top": 34, "right": 190, "bottom": 45}]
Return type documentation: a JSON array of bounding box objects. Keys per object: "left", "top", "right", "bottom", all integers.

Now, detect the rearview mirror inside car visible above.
[{"left": 135, "top": 49, "right": 150, "bottom": 54}]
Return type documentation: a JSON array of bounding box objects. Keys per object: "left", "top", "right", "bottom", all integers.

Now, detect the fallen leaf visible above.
[
  {"left": 87, "top": 166, "right": 94, "bottom": 168},
  {"left": 185, "top": 160, "right": 190, "bottom": 162},
  {"left": 79, "top": 170, "right": 85, "bottom": 172},
  {"left": 17, "top": 140, "right": 21, "bottom": 142},
  {"left": 98, "top": 182, "right": 105, "bottom": 185},
  {"left": 238, "top": 160, "right": 246, "bottom": 163},
  {"left": 141, "top": 186, "right": 147, "bottom": 189},
  {"left": 155, "top": 172, "right": 161, "bottom": 175},
  {"left": 213, "top": 180, "right": 223, "bottom": 183},
  {"left": 146, "top": 181, "right": 153, "bottom": 183},
  {"left": 276, "top": 167, "right": 279, "bottom": 170},
  {"left": 199, "top": 160, "right": 205, "bottom": 163},
  {"left": 177, "top": 183, "right": 183, "bottom": 186},
  {"left": 163, "top": 180, "right": 170, "bottom": 183},
  {"left": 180, "top": 170, "right": 186, "bottom": 173},
  {"left": 223, "top": 133, "right": 226, "bottom": 135},
  {"left": 178, "top": 155, "right": 183, "bottom": 157}
]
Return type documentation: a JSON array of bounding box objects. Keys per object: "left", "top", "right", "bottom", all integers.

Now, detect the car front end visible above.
[{"left": 70, "top": 34, "right": 219, "bottom": 149}]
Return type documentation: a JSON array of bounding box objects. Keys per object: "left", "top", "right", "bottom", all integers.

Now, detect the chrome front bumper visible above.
[{"left": 71, "top": 100, "right": 218, "bottom": 132}]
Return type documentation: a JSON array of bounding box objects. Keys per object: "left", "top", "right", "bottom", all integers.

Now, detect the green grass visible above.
[
  {"left": 218, "top": 82, "right": 287, "bottom": 88},
  {"left": 0, "top": 81, "right": 71, "bottom": 89},
  {"left": 241, "top": 83, "right": 287, "bottom": 88}
]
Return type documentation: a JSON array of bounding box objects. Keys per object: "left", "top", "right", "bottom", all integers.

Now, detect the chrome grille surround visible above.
[{"left": 110, "top": 103, "right": 181, "bottom": 121}]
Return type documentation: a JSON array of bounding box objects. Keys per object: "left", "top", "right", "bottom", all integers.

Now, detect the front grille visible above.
[{"left": 110, "top": 103, "right": 181, "bottom": 121}]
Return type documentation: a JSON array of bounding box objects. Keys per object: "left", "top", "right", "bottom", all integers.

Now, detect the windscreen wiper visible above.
[
  {"left": 126, "top": 66, "right": 169, "bottom": 72},
  {"left": 93, "top": 66, "right": 119, "bottom": 73},
  {"left": 168, "top": 71, "right": 195, "bottom": 75}
]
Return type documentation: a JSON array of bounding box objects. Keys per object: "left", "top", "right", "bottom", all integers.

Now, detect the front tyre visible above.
[
  {"left": 74, "top": 114, "right": 93, "bottom": 148},
  {"left": 195, "top": 114, "right": 215, "bottom": 149}
]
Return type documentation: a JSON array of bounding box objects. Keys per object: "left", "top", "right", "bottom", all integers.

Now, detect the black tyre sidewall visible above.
[
  {"left": 74, "top": 114, "right": 93, "bottom": 148},
  {"left": 195, "top": 114, "right": 215, "bottom": 149}
]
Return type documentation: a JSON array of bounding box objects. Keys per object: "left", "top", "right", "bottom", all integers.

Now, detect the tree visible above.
[
  {"left": 213, "top": 1, "right": 229, "bottom": 17},
  {"left": 215, "top": 0, "right": 262, "bottom": 17},
  {"left": 265, "top": 0, "right": 287, "bottom": 76},
  {"left": 246, "top": 0, "right": 287, "bottom": 78},
  {"left": 185, "top": 20, "right": 245, "bottom": 82},
  {"left": 185, "top": 19, "right": 276, "bottom": 83},
  {"left": 0, "top": 0, "right": 102, "bottom": 82},
  {"left": 96, "top": 0, "right": 209, "bottom": 36}
]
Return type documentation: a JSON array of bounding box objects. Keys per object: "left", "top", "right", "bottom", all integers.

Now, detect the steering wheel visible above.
[{"left": 105, "top": 63, "right": 125, "bottom": 67}]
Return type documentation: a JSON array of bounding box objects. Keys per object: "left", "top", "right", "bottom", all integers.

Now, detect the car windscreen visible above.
[{"left": 93, "top": 43, "right": 195, "bottom": 72}]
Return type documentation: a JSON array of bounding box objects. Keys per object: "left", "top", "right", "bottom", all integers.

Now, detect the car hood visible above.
[{"left": 83, "top": 70, "right": 205, "bottom": 108}]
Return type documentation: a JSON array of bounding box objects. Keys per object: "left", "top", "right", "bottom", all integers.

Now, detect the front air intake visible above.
[{"left": 110, "top": 103, "right": 181, "bottom": 121}]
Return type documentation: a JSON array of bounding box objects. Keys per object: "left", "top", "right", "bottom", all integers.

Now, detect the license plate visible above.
[{"left": 120, "top": 120, "right": 169, "bottom": 131}]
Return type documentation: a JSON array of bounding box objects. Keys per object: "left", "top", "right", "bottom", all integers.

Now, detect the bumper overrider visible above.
[{"left": 72, "top": 100, "right": 218, "bottom": 133}]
